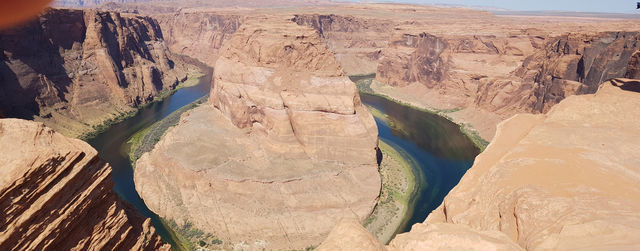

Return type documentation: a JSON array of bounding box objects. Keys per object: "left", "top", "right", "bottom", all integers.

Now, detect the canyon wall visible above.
[
  {"left": 0, "top": 119, "right": 169, "bottom": 250},
  {"left": 318, "top": 79, "right": 640, "bottom": 250},
  {"left": 0, "top": 8, "right": 195, "bottom": 137},
  {"left": 134, "top": 17, "right": 380, "bottom": 250},
  {"left": 154, "top": 11, "right": 243, "bottom": 67},
  {"left": 372, "top": 24, "right": 640, "bottom": 139},
  {"left": 292, "top": 14, "right": 393, "bottom": 75}
]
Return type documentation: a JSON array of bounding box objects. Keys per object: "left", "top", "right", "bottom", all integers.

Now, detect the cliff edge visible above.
[
  {"left": 318, "top": 79, "right": 640, "bottom": 250},
  {"left": 0, "top": 119, "right": 169, "bottom": 250}
]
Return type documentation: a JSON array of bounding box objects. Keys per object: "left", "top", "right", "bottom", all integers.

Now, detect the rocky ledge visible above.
[
  {"left": 319, "top": 79, "right": 640, "bottom": 250},
  {"left": 0, "top": 119, "right": 169, "bottom": 250},
  {"left": 134, "top": 17, "right": 380, "bottom": 250}
]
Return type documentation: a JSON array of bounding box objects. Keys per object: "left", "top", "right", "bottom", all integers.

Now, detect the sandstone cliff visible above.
[
  {"left": 0, "top": 8, "right": 195, "bottom": 137},
  {"left": 0, "top": 119, "right": 169, "bottom": 250},
  {"left": 317, "top": 79, "right": 640, "bottom": 250},
  {"left": 369, "top": 13, "right": 640, "bottom": 140},
  {"left": 154, "top": 11, "right": 243, "bottom": 67},
  {"left": 419, "top": 79, "right": 640, "bottom": 250},
  {"left": 134, "top": 17, "right": 380, "bottom": 250},
  {"left": 292, "top": 14, "right": 393, "bottom": 75},
  {"left": 513, "top": 32, "right": 640, "bottom": 113}
]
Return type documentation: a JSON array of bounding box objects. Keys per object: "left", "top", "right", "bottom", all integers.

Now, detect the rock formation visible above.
[
  {"left": 317, "top": 79, "right": 640, "bottom": 250},
  {"left": 420, "top": 79, "right": 640, "bottom": 250},
  {"left": 292, "top": 14, "right": 393, "bottom": 75},
  {"left": 154, "top": 11, "right": 243, "bottom": 67},
  {"left": 513, "top": 32, "right": 640, "bottom": 113},
  {"left": 0, "top": 118, "right": 169, "bottom": 250},
  {"left": 0, "top": 8, "right": 195, "bottom": 137},
  {"left": 370, "top": 14, "right": 640, "bottom": 140},
  {"left": 134, "top": 17, "right": 380, "bottom": 250}
]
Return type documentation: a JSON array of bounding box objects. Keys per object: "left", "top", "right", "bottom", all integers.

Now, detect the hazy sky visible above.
[{"left": 374, "top": 0, "right": 639, "bottom": 13}]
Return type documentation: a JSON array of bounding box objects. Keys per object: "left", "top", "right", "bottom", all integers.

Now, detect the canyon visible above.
[
  {"left": 319, "top": 79, "right": 640, "bottom": 250},
  {"left": 0, "top": 119, "right": 169, "bottom": 250},
  {"left": 1, "top": 1, "right": 640, "bottom": 250},
  {"left": 133, "top": 17, "right": 380, "bottom": 250},
  {"left": 0, "top": 8, "right": 197, "bottom": 138}
]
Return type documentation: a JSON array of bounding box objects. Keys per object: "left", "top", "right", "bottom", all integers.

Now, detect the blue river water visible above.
[
  {"left": 360, "top": 93, "right": 478, "bottom": 234},
  {"left": 86, "top": 70, "right": 478, "bottom": 247}
]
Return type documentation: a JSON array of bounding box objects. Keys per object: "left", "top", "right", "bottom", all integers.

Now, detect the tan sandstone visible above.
[
  {"left": 134, "top": 17, "right": 380, "bottom": 250},
  {"left": 0, "top": 119, "right": 169, "bottom": 250}
]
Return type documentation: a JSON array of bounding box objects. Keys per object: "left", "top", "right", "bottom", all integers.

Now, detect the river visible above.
[
  {"left": 86, "top": 65, "right": 213, "bottom": 247},
  {"left": 359, "top": 93, "right": 479, "bottom": 234},
  {"left": 86, "top": 70, "right": 478, "bottom": 246}
]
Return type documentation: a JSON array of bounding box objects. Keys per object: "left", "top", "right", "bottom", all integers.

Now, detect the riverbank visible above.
[
  {"left": 127, "top": 96, "right": 208, "bottom": 165},
  {"left": 364, "top": 136, "right": 417, "bottom": 243},
  {"left": 353, "top": 76, "right": 489, "bottom": 151},
  {"left": 78, "top": 69, "right": 205, "bottom": 141}
]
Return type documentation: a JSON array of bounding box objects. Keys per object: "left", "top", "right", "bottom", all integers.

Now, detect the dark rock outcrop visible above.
[
  {"left": 0, "top": 8, "right": 194, "bottom": 137},
  {"left": 515, "top": 32, "right": 640, "bottom": 112}
]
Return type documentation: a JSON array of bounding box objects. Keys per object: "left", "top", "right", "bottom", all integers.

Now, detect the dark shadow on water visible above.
[
  {"left": 360, "top": 92, "right": 479, "bottom": 236},
  {"left": 87, "top": 61, "right": 212, "bottom": 248}
]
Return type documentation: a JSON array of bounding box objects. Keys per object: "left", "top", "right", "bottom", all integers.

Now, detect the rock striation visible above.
[
  {"left": 317, "top": 79, "right": 640, "bottom": 250},
  {"left": 292, "top": 14, "right": 393, "bottom": 75},
  {"left": 421, "top": 79, "right": 640, "bottom": 250},
  {"left": 154, "top": 11, "right": 243, "bottom": 67},
  {"left": 0, "top": 8, "right": 195, "bottom": 137},
  {"left": 0, "top": 118, "right": 169, "bottom": 250},
  {"left": 134, "top": 17, "right": 380, "bottom": 250}
]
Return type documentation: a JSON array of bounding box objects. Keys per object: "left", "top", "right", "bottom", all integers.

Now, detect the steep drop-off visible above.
[
  {"left": 154, "top": 11, "right": 243, "bottom": 67},
  {"left": 292, "top": 14, "right": 393, "bottom": 75},
  {"left": 0, "top": 8, "right": 196, "bottom": 137},
  {"left": 371, "top": 16, "right": 640, "bottom": 140},
  {"left": 318, "top": 79, "right": 640, "bottom": 250},
  {"left": 134, "top": 17, "right": 380, "bottom": 250},
  {"left": 0, "top": 119, "right": 169, "bottom": 250}
]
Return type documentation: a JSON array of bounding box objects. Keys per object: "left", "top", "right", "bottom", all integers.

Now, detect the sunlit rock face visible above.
[
  {"left": 0, "top": 119, "right": 169, "bottom": 251},
  {"left": 134, "top": 17, "right": 380, "bottom": 250}
]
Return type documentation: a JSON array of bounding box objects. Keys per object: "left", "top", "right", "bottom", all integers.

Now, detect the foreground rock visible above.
[
  {"left": 0, "top": 8, "right": 196, "bottom": 137},
  {"left": 317, "top": 79, "right": 640, "bottom": 250},
  {"left": 0, "top": 119, "right": 169, "bottom": 250},
  {"left": 135, "top": 17, "right": 380, "bottom": 249},
  {"left": 421, "top": 79, "right": 640, "bottom": 250}
]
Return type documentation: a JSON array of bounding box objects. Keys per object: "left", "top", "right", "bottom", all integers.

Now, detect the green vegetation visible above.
[
  {"left": 79, "top": 70, "right": 205, "bottom": 141},
  {"left": 128, "top": 96, "right": 208, "bottom": 165},
  {"left": 162, "top": 218, "right": 223, "bottom": 251},
  {"left": 364, "top": 138, "right": 418, "bottom": 243},
  {"left": 78, "top": 109, "right": 139, "bottom": 141},
  {"left": 352, "top": 75, "right": 489, "bottom": 152},
  {"left": 460, "top": 123, "right": 489, "bottom": 151}
]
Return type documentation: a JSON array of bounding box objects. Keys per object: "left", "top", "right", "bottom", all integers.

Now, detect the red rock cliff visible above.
[
  {"left": 0, "top": 119, "right": 169, "bottom": 250},
  {"left": 0, "top": 8, "right": 195, "bottom": 137}
]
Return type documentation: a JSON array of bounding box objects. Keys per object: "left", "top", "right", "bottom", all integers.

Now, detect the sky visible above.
[{"left": 370, "top": 0, "right": 639, "bottom": 13}]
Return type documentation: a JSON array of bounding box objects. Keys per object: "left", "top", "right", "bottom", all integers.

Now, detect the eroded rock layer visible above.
[
  {"left": 397, "top": 80, "right": 640, "bottom": 250},
  {"left": 134, "top": 17, "right": 380, "bottom": 250},
  {"left": 154, "top": 11, "right": 243, "bottom": 67},
  {"left": 0, "top": 8, "right": 195, "bottom": 137},
  {"left": 317, "top": 79, "right": 640, "bottom": 250},
  {"left": 0, "top": 119, "right": 169, "bottom": 251}
]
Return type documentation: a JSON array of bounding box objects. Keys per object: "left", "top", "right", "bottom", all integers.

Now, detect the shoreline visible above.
[
  {"left": 78, "top": 68, "right": 205, "bottom": 141},
  {"left": 364, "top": 138, "right": 418, "bottom": 244},
  {"left": 126, "top": 95, "right": 208, "bottom": 166},
  {"left": 353, "top": 76, "right": 489, "bottom": 151}
]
